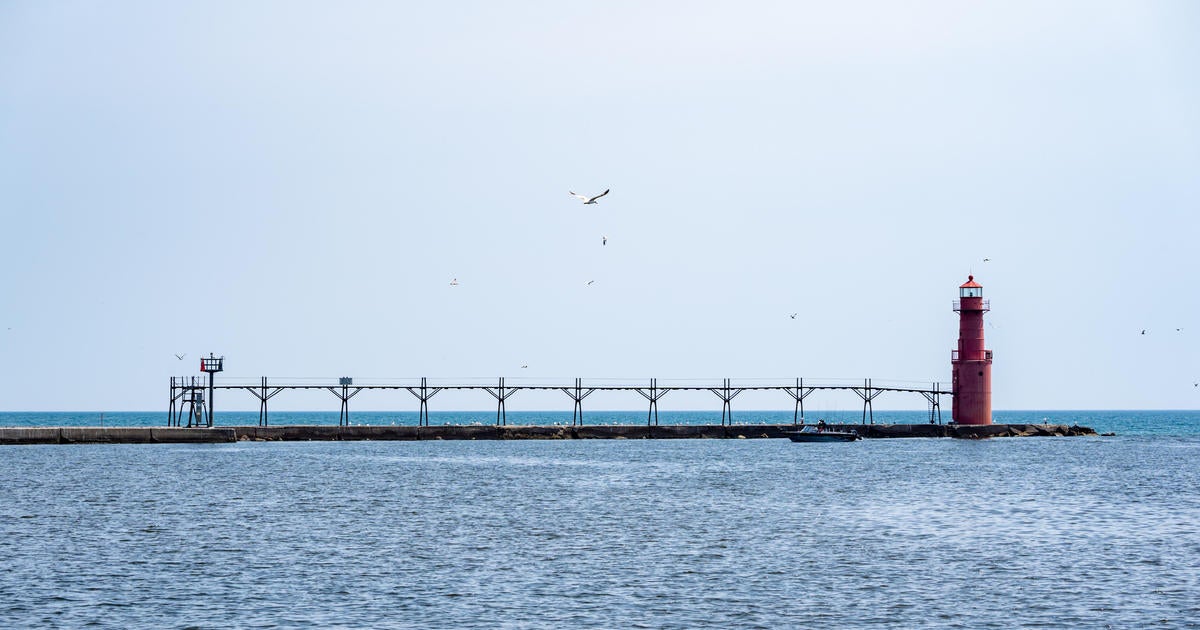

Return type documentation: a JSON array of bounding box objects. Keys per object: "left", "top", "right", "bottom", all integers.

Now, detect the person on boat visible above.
[{"left": 817, "top": 419, "right": 827, "bottom": 432}]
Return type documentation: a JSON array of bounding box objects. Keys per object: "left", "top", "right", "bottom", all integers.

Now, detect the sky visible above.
[{"left": 1, "top": 1, "right": 1198, "bottom": 412}]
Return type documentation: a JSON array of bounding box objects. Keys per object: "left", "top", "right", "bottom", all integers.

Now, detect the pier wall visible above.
[{"left": 0, "top": 423, "right": 1097, "bottom": 445}]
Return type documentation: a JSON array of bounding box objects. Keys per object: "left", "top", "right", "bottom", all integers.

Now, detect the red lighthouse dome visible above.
[{"left": 952, "top": 275, "right": 992, "bottom": 424}]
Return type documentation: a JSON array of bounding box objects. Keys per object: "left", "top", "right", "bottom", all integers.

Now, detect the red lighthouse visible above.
[{"left": 952, "top": 275, "right": 992, "bottom": 425}]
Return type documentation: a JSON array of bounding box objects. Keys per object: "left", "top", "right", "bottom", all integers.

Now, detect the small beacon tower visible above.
[
  {"left": 952, "top": 275, "right": 992, "bottom": 425},
  {"left": 199, "top": 353, "right": 224, "bottom": 427}
]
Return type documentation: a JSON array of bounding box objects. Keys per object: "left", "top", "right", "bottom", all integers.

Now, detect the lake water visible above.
[{"left": 1, "top": 411, "right": 1197, "bottom": 628}]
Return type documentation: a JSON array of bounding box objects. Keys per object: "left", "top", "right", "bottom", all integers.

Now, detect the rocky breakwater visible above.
[{"left": 850, "top": 423, "right": 1099, "bottom": 439}]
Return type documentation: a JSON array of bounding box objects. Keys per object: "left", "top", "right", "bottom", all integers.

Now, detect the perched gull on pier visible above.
[{"left": 570, "top": 189, "right": 609, "bottom": 204}]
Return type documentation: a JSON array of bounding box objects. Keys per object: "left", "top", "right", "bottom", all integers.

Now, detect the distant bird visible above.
[
  {"left": 174, "top": 353, "right": 186, "bottom": 360},
  {"left": 587, "top": 280, "right": 595, "bottom": 286},
  {"left": 1141, "top": 329, "right": 1146, "bottom": 335},
  {"left": 449, "top": 278, "right": 459, "bottom": 286},
  {"left": 1177, "top": 328, "right": 1183, "bottom": 332},
  {"left": 602, "top": 235, "right": 607, "bottom": 246},
  {"left": 983, "top": 258, "right": 991, "bottom": 262},
  {"left": 789, "top": 313, "right": 797, "bottom": 319},
  {"left": 521, "top": 365, "right": 528, "bottom": 369},
  {"left": 570, "top": 189, "right": 609, "bottom": 204}
]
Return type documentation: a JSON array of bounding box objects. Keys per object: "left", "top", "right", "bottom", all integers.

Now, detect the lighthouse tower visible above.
[{"left": 952, "top": 275, "right": 992, "bottom": 425}]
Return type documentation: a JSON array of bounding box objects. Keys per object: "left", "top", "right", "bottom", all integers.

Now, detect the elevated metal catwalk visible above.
[{"left": 169, "top": 376, "right": 949, "bottom": 427}]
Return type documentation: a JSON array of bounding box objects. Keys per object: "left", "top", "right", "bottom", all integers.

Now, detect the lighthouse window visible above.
[{"left": 960, "top": 287, "right": 981, "bottom": 297}]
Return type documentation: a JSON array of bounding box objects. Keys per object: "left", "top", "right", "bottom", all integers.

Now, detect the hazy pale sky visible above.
[{"left": 2, "top": 1, "right": 1198, "bottom": 412}]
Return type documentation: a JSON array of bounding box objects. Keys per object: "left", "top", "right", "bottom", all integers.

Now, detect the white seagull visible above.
[
  {"left": 449, "top": 278, "right": 459, "bottom": 286},
  {"left": 570, "top": 189, "right": 609, "bottom": 204}
]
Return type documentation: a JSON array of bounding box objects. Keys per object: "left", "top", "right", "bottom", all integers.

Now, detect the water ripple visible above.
[{"left": 0, "top": 437, "right": 1197, "bottom": 627}]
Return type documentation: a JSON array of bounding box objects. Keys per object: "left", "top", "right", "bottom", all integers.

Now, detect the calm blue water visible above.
[
  {"left": 3, "top": 409, "right": 1199, "bottom": 436},
  {"left": 2, "top": 412, "right": 1198, "bottom": 628}
]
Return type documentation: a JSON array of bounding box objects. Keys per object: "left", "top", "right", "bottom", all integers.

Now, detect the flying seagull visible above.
[
  {"left": 1141, "top": 329, "right": 1146, "bottom": 335},
  {"left": 789, "top": 313, "right": 797, "bottom": 319},
  {"left": 587, "top": 280, "right": 595, "bottom": 285},
  {"left": 983, "top": 258, "right": 991, "bottom": 262},
  {"left": 602, "top": 235, "right": 607, "bottom": 246},
  {"left": 174, "top": 353, "right": 186, "bottom": 360},
  {"left": 521, "top": 364, "right": 528, "bottom": 369},
  {"left": 449, "top": 278, "right": 459, "bottom": 286},
  {"left": 570, "top": 189, "right": 609, "bottom": 204}
]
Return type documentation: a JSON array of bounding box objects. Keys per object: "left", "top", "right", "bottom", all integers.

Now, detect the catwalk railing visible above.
[{"left": 169, "top": 377, "right": 951, "bottom": 428}]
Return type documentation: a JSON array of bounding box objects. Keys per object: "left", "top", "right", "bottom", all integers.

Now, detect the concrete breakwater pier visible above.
[{"left": 0, "top": 423, "right": 1097, "bottom": 445}]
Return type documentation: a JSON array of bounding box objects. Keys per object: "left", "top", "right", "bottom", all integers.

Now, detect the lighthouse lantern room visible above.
[{"left": 952, "top": 275, "right": 992, "bottom": 425}]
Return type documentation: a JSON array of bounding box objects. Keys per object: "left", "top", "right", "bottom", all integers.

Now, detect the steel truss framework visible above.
[
  {"left": 167, "top": 376, "right": 209, "bottom": 427},
  {"left": 169, "top": 377, "right": 950, "bottom": 427}
]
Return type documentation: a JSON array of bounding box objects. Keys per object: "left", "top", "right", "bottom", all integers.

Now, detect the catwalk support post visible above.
[
  {"left": 782, "top": 378, "right": 816, "bottom": 426},
  {"left": 405, "top": 377, "right": 442, "bottom": 427},
  {"left": 851, "top": 378, "right": 884, "bottom": 424},
  {"left": 709, "top": 379, "right": 744, "bottom": 426},
  {"left": 484, "top": 377, "right": 519, "bottom": 426},
  {"left": 560, "top": 378, "right": 596, "bottom": 426},
  {"left": 635, "top": 379, "right": 669, "bottom": 426},
  {"left": 327, "top": 378, "right": 363, "bottom": 426},
  {"left": 243, "top": 377, "right": 284, "bottom": 427},
  {"left": 920, "top": 382, "right": 943, "bottom": 424}
]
